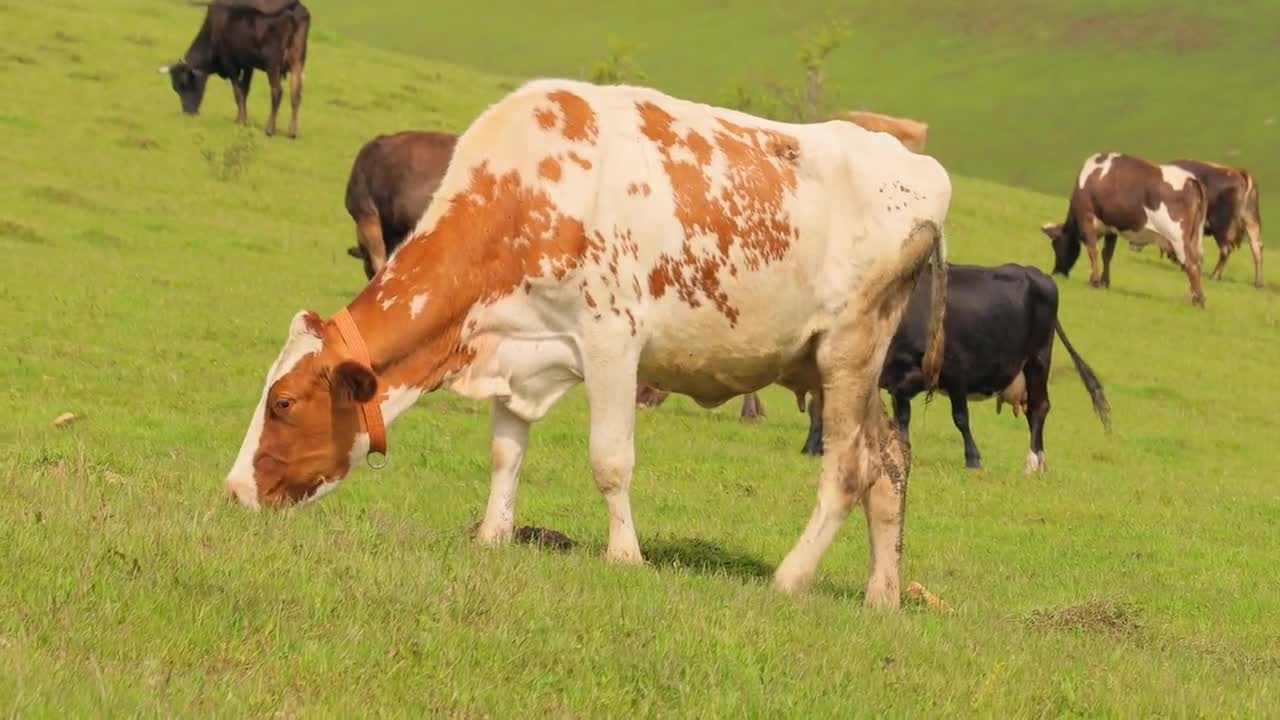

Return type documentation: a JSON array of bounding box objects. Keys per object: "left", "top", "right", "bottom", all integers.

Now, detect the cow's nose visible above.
[{"left": 223, "top": 476, "right": 260, "bottom": 510}]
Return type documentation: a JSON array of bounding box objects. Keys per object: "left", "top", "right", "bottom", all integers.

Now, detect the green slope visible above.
[
  {"left": 305, "top": 0, "right": 1280, "bottom": 197},
  {"left": 1, "top": 0, "right": 1278, "bottom": 715}
]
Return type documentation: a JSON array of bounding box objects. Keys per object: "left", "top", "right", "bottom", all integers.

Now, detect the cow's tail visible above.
[
  {"left": 1189, "top": 177, "right": 1209, "bottom": 265},
  {"left": 1054, "top": 320, "right": 1111, "bottom": 431},
  {"left": 1243, "top": 171, "right": 1264, "bottom": 287},
  {"left": 920, "top": 226, "right": 947, "bottom": 391}
]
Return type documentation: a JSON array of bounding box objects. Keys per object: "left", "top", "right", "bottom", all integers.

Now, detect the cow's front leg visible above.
[
  {"left": 1100, "top": 233, "right": 1118, "bottom": 288},
  {"left": 475, "top": 400, "right": 530, "bottom": 546},
  {"left": 1083, "top": 225, "right": 1103, "bottom": 287},
  {"left": 585, "top": 358, "right": 643, "bottom": 564},
  {"left": 264, "top": 66, "right": 283, "bottom": 136}
]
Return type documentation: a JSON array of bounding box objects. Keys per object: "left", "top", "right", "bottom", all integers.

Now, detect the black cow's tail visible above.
[{"left": 1054, "top": 320, "right": 1110, "bottom": 430}]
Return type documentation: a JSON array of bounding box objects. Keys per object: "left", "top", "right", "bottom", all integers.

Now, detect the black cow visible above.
[
  {"left": 801, "top": 264, "right": 1110, "bottom": 472},
  {"left": 159, "top": 0, "right": 310, "bottom": 138},
  {"left": 344, "top": 131, "right": 458, "bottom": 280}
]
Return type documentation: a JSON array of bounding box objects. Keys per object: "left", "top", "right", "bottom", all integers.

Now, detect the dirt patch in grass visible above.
[
  {"left": 0, "top": 219, "right": 43, "bottom": 244},
  {"left": 1026, "top": 599, "right": 1142, "bottom": 636},
  {"left": 30, "top": 185, "right": 94, "bottom": 208},
  {"left": 1067, "top": 10, "right": 1218, "bottom": 53}
]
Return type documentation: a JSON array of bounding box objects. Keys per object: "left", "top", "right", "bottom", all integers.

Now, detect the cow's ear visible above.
[
  {"left": 288, "top": 310, "right": 323, "bottom": 339},
  {"left": 1040, "top": 223, "right": 1061, "bottom": 241},
  {"left": 333, "top": 361, "right": 378, "bottom": 404}
]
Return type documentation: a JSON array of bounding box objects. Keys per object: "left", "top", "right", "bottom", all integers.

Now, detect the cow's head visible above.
[
  {"left": 347, "top": 245, "right": 377, "bottom": 280},
  {"left": 159, "top": 60, "right": 208, "bottom": 115},
  {"left": 1040, "top": 222, "right": 1080, "bottom": 276},
  {"left": 224, "top": 310, "right": 379, "bottom": 509}
]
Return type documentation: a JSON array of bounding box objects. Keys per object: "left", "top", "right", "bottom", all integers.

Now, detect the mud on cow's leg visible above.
[
  {"left": 776, "top": 326, "right": 906, "bottom": 608},
  {"left": 585, "top": 354, "right": 643, "bottom": 564},
  {"left": 475, "top": 400, "right": 530, "bottom": 546},
  {"left": 864, "top": 424, "right": 910, "bottom": 608}
]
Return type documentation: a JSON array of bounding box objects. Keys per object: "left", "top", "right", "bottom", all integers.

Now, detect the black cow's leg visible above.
[
  {"left": 1023, "top": 353, "right": 1051, "bottom": 473},
  {"left": 947, "top": 390, "right": 981, "bottom": 469},
  {"left": 1209, "top": 232, "right": 1230, "bottom": 281},
  {"left": 1101, "top": 233, "right": 1117, "bottom": 288},
  {"left": 264, "top": 66, "right": 283, "bottom": 137},
  {"left": 801, "top": 392, "right": 824, "bottom": 455},
  {"left": 891, "top": 392, "right": 912, "bottom": 443}
]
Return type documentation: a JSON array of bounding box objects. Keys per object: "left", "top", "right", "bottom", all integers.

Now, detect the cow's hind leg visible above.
[
  {"left": 584, "top": 355, "right": 643, "bottom": 564},
  {"left": 776, "top": 315, "right": 909, "bottom": 607},
  {"left": 892, "top": 392, "right": 912, "bottom": 442},
  {"left": 476, "top": 400, "right": 530, "bottom": 545},
  {"left": 264, "top": 66, "right": 283, "bottom": 137},
  {"left": 1023, "top": 350, "right": 1051, "bottom": 473},
  {"left": 286, "top": 68, "right": 302, "bottom": 139},
  {"left": 948, "top": 390, "right": 981, "bottom": 469}
]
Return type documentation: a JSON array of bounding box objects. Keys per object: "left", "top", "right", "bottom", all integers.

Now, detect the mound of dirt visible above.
[{"left": 513, "top": 526, "right": 576, "bottom": 552}]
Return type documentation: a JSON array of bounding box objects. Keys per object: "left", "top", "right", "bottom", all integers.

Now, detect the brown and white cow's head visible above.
[
  {"left": 224, "top": 310, "right": 378, "bottom": 509},
  {"left": 1040, "top": 221, "right": 1081, "bottom": 276}
]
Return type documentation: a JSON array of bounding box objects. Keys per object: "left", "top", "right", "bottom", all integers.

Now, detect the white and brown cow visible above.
[
  {"left": 224, "top": 79, "right": 952, "bottom": 609},
  {"left": 1041, "top": 152, "right": 1208, "bottom": 306}
]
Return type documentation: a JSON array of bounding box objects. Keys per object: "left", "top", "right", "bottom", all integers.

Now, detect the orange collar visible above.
[{"left": 332, "top": 308, "right": 388, "bottom": 468}]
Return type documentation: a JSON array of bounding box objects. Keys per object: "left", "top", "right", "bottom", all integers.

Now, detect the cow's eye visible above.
[{"left": 273, "top": 397, "right": 294, "bottom": 413}]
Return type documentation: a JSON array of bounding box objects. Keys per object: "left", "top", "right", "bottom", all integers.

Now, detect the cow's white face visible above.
[{"left": 224, "top": 311, "right": 378, "bottom": 509}]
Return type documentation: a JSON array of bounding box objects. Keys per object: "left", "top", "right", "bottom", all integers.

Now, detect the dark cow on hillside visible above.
[
  {"left": 801, "top": 264, "right": 1110, "bottom": 473},
  {"left": 1169, "top": 160, "right": 1263, "bottom": 288},
  {"left": 159, "top": 0, "right": 310, "bottom": 138},
  {"left": 1041, "top": 153, "right": 1208, "bottom": 306},
  {"left": 345, "top": 131, "right": 458, "bottom": 279}
]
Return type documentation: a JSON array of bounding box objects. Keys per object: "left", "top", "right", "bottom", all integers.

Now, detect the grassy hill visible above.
[
  {"left": 305, "top": 0, "right": 1280, "bottom": 196},
  {"left": 1, "top": 0, "right": 1278, "bottom": 715}
]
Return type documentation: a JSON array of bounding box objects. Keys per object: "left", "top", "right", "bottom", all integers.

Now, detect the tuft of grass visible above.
[{"left": 1026, "top": 599, "right": 1143, "bottom": 636}]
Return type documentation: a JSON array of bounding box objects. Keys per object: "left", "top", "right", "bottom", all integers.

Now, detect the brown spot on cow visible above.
[
  {"left": 534, "top": 108, "right": 557, "bottom": 131},
  {"left": 537, "top": 156, "right": 562, "bottom": 182},
  {"left": 546, "top": 90, "right": 599, "bottom": 143},
  {"left": 627, "top": 182, "right": 651, "bottom": 197},
  {"left": 583, "top": 289, "right": 597, "bottom": 309},
  {"left": 634, "top": 101, "right": 800, "bottom": 325},
  {"left": 566, "top": 151, "right": 592, "bottom": 170}
]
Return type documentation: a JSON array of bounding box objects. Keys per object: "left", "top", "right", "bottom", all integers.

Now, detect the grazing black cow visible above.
[
  {"left": 634, "top": 386, "right": 765, "bottom": 422},
  {"left": 801, "top": 264, "right": 1110, "bottom": 472},
  {"left": 159, "top": 0, "right": 310, "bottom": 138},
  {"left": 344, "top": 131, "right": 458, "bottom": 279}
]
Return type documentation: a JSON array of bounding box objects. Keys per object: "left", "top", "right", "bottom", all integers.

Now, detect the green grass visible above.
[
  {"left": 305, "top": 0, "right": 1280, "bottom": 196},
  {"left": 2, "top": 0, "right": 1279, "bottom": 715}
]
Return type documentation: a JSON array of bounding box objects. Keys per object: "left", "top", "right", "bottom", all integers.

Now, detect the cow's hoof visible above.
[
  {"left": 605, "top": 544, "right": 644, "bottom": 565},
  {"left": 965, "top": 458, "right": 982, "bottom": 469},
  {"left": 1255, "top": 282, "right": 1265, "bottom": 290},
  {"left": 264, "top": 127, "right": 275, "bottom": 137},
  {"left": 1191, "top": 296, "right": 1206, "bottom": 308},
  {"left": 800, "top": 443, "right": 823, "bottom": 456},
  {"left": 863, "top": 580, "right": 902, "bottom": 610},
  {"left": 287, "top": 130, "right": 298, "bottom": 140},
  {"left": 474, "top": 523, "right": 513, "bottom": 546},
  {"left": 1089, "top": 279, "right": 1103, "bottom": 288},
  {"left": 1024, "top": 450, "right": 1048, "bottom": 473}
]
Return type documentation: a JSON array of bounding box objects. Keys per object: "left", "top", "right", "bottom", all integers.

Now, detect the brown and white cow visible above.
[
  {"left": 344, "top": 131, "right": 458, "bottom": 279},
  {"left": 1041, "top": 152, "right": 1208, "bottom": 306},
  {"left": 224, "top": 79, "right": 952, "bottom": 609},
  {"left": 1170, "top": 160, "right": 1263, "bottom": 288},
  {"left": 834, "top": 110, "right": 928, "bottom": 153}
]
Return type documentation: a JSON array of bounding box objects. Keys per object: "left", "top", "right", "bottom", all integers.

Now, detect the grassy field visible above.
[
  {"left": 2, "top": 0, "right": 1279, "bottom": 716},
  {"left": 304, "top": 0, "right": 1280, "bottom": 197}
]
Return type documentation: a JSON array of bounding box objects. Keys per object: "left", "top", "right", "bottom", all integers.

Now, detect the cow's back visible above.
[
  {"left": 345, "top": 131, "right": 457, "bottom": 251},
  {"left": 393, "top": 80, "right": 950, "bottom": 404}
]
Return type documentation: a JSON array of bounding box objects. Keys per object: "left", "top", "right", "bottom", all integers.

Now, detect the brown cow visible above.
[
  {"left": 344, "top": 131, "right": 458, "bottom": 279},
  {"left": 160, "top": 0, "right": 310, "bottom": 138},
  {"left": 834, "top": 111, "right": 928, "bottom": 153},
  {"left": 1041, "top": 153, "right": 1208, "bottom": 306},
  {"left": 1169, "top": 160, "right": 1263, "bottom": 288}
]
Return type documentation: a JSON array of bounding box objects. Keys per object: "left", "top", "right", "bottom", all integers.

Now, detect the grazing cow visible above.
[
  {"left": 1041, "top": 152, "right": 1208, "bottom": 306},
  {"left": 1169, "top": 160, "right": 1263, "bottom": 288},
  {"left": 345, "top": 131, "right": 458, "bottom": 279},
  {"left": 159, "top": 0, "right": 310, "bottom": 138},
  {"left": 801, "top": 264, "right": 1110, "bottom": 473},
  {"left": 834, "top": 110, "right": 928, "bottom": 153},
  {"left": 223, "top": 79, "right": 952, "bottom": 609},
  {"left": 633, "top": 386, "right": 765, "bottom": 422}
]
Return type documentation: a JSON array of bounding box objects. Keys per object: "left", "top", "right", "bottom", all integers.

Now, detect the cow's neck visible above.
[{"left": 340, "top": 233, "right": 484, "bottom": 424}]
